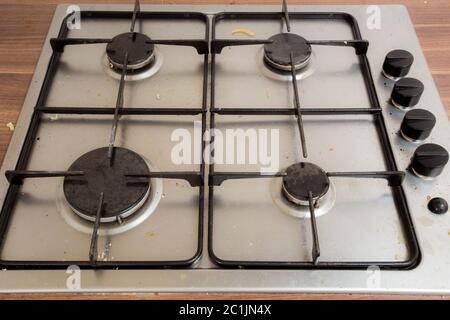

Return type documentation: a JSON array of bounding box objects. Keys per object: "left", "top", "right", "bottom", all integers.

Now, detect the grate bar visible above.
[
  {"left": 89, "top": 192, "right": 104, "bottom": 267},
  {"left": 308, "top": 191, "right": 320, "bottom": 265},
  {"left": 125, "top": 172, "right": 204, "bottom": 187},
  {"left": 130, "top": 0, "right": 140, "bottom": 33},
  {"left": 308, "top": 40, "right": 369, "bottom": 55},
  {"left": 212, "top": 107, "right": 382, "bottom": 115},
  {"left": 327, "top": 171, "right": 405, "bottom": 187},
  {"left": 108, "top": 52, "right": 129, "bottom": 166},
  {"left": 290, "top": 52, "right": 308, "bottom": 158},
  {"left": 209, "top": 172, "right": 287, "bottom": 186},
  {"left": 282, "top": 0, "right": 291, "bottom": 32},
  {"left": 5, "top": 170, "right": 84, "bottom": 185}
]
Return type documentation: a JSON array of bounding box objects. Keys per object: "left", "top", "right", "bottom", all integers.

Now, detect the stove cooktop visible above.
[{"left": 0, "top": 1, "right": 449, "bottom": 294}]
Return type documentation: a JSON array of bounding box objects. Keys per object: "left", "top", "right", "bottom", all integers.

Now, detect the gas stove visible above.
[{"left": 0, "top": 1, "right": 449, "bottom": 294}]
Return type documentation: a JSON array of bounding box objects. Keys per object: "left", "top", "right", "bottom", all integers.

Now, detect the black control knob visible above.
[
  {"left": 400, "top": 109, "right": 436, "bottom": 142},
  {"left": 391, "top": 78, "right": 424, "bottom": 109},
  {"left": 383, "top": 49, "right": 414, "bottom": 79},
  {"left": 411, "top": 143, "right": 449, "bottom": 178},
  {"left": 428, "top": 197, "right": 448, "bottom": 215}
]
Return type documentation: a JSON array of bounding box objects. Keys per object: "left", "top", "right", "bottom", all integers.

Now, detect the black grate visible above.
[
  {"left": 207, "top": 2, "right": 421, "bottom": 269},
  {"left": 0, "top": 3, "right": 209, "bottom": 269}
]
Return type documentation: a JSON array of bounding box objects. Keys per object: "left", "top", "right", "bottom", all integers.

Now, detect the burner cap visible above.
[
  {"left": 282, "top": 162, "right": 330, "bottom": 205},
  {"left": 106, "top": 32, "right": 154, "bottom": 70},
  {"left": 63, "top": 147, "right": 150, "bottom": 223},
  {"left": 264, "top": 33, "right": 312, "bottom": 71}
]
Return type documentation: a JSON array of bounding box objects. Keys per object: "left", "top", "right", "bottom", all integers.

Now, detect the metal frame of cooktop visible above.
[{"left": 1, "top": 1, "right": 450, "bottom": 294}]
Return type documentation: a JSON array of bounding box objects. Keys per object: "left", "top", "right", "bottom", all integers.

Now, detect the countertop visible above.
[{"left": 0, "top": 0, "right": 449, "bottom": 299}]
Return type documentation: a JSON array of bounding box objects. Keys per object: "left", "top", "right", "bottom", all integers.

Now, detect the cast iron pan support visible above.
[{"left": 89, "top": 192, "right": 104, "bottom": 267}]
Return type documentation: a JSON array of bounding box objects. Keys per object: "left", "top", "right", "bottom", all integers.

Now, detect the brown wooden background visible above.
[{"left": 0, "top": 0, "right": 449, "bottom": 299}]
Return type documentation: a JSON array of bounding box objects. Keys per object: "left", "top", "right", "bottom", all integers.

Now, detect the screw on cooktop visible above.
[
  {"left": 428, "top": 197, "right": 448, "bottom": 215},
  {"left": 383, "top": 49, "right": 414, "bottom": 79}
]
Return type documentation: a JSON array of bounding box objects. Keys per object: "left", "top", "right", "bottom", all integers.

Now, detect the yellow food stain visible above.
[
  {"left": 231, "top": 28, "right": 255, "bottom": 37},
  {"left": 448, "top": 230, "right": 450, "bottom": 236},
  {"left": 146, "top": 231, "right": 157, "bottom": 239},
  {"left": 6, "top": 122, "right": 15, "bottom": 131}
]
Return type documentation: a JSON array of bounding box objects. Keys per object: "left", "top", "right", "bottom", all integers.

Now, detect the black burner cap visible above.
[
  {"left": 428, "top": 197, "right": 448, "bottom": 215},
  {"left": 264, "top": 33, "right": 312, "bottom": 70},
  {"left": 400, "top": 109, "right": 436, "bottom": 141},
  {"left": 63, "top": 147, "right": 150, "bottom": 221},
  {"left": 383, "top": 49, "right": 414, "bottom": 78},
  {"left": 411, "top": 143, "right": 449, "bottom": 178},
  {"left": 282, "top": 162, "right": 330, "bottom": 204},
  {"left": 106, "top": 32, "right": 154, "bottom": 69}
]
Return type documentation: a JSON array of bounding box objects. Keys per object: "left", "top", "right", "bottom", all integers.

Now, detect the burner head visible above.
[
  {"left": 106, "top": 32, "right": 155, "bottom": 70},
  {"left": 282, "top": 162, "right": 330, "bottom": 206},
  {"left": 264, "top": 33, "right": 312, "bottom": 71},
  {"left": 63, "top": 147, "right": 150, "bottom": 223}
]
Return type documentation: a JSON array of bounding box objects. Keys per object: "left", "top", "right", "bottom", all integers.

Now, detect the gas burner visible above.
[
  {"left": 63, "top": 147, "right": 151, "bottom": 223},
  {"left": 282, "top": 162, "right": 330, "bottom": 206},
  {"left": 106, "top": 32, "right": 155, "bottom": 70},
  {"left": 104, "top": 32, "right": 164, "bottom": 81},
  {"left": 264, "top": 33, "right": 312, "bottom": 71}
]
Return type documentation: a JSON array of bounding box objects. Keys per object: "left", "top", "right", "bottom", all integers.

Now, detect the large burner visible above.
[
  {"left": 63, "top": 147, "right": 151, "bottom": 223},
  {"left": 282, "top": 162, "right": 330, "bottom": 206},
  {"left": 106, "top": 32, "right": 155, "bottom": 70},
  {"left": 264, "top": 33, "right": 312, "bottom": 71}
]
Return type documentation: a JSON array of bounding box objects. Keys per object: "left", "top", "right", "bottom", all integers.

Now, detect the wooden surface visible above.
[{"left": 0, "top": 0, "right": 449, "bottom": 300}]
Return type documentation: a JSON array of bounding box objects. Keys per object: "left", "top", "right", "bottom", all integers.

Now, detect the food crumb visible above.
[
  {"left": 146, "top": 231, "right": 156, "bottom": 239},
  {"left": 156, "top": 93, "right": 161, "bottom": 100},
  {"left": 329, "top": 147, "right": 335, "bottom": 151},
  {"left": 6, "top": 122, "right": 14, "bottom": 131},
  {"left": 426, "top": 195, "right": 431, "bottom": 201},
  {"left": 231, "top": 28, "right": 255, "bottom": 37},
  {"left": 50, "top": 114, "right": 59, "bottom": 121}
]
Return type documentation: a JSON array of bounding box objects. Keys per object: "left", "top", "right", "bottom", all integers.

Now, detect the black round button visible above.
[
  {"left": 412, "top": 143, "right": 449, "bottom": 178},
  {"left": 383, "top": 49, "right": 414, "bottom": 79},
  {"left": 428, "top": 197, "right": 448, "bottom": 215},
  {"left": 400, "top": 109, "right": 436, "bottom": 141},
  {"left": 391, "top": 78, "right": 424, "bottom": 109}
]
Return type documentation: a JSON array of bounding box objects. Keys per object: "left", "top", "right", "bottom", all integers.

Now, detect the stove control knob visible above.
[
  {"left": 411, "top": 143, "right": 449, "bottom": 179},
  {"left": 391, "top": 78, "right": 424, "bottom": 110},
  {"left": 400, "top": 109, "right": 436, "bottom": 142},
  {"left": 428, "top": 197, "right": 448, "bottom": 215},
  {"left": 383, "top": 49, "right": 414, "bottom": 79}
]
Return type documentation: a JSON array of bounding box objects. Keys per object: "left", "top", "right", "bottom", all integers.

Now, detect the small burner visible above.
[
  {"left": 63, "top": 147, "right": 150, "bottom": 223},
  {"left": 106, "top": 32, "right": 155, "bottom": 70},
  {"left": 264, "top": 33, "right": 312, "bottom": 71},
  {"left": 282, "top": 162, "right": 330, "bottom": 206}
]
